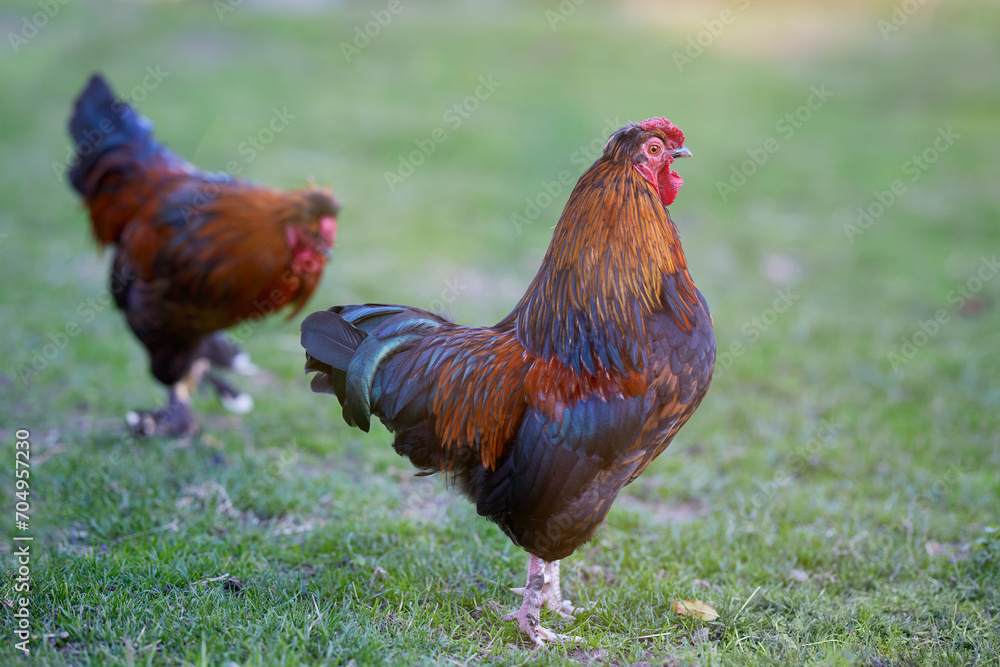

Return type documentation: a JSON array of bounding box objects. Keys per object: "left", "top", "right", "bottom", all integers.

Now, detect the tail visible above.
[
  {"left": 301, "top": 304, "right": 450, "bottom": 432},
  {"left": 67, "top": 74, "right": 161, "bottom": 244}
]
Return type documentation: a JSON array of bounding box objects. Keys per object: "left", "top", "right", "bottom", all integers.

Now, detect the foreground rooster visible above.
[
  {"left": 68, "top": 75, "right": 339, "bottom": 437},
  {"left": 301, "top": 118, "right": 713, "bottom": 644}
]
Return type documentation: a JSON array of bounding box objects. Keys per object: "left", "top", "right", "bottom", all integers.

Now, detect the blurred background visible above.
[{"left": 0, "top": 0, "right": 998, "bottom": 664}]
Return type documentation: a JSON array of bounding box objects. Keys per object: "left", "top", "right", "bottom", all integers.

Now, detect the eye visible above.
[{"left": 648, "top": 143, "right": 661, "bottom": 155}]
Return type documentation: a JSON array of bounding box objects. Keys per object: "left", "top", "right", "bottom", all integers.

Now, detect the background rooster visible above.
[
  {"left": 68, "top": 74, "right": 340, "bottom": 437},
  {"left": 301, "top": 118, "right": 714, "bottom": 644}
]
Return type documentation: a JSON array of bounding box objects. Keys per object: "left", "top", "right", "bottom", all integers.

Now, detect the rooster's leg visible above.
[
  {"left": 502, "top": 555, "right": 580, "bottom": 646},
  {"left": 205, "top": 372, "right": 255, "bottom": 414},
  {"left": 202, "top": 333, "right": 259, "bottom": 376},
  {"left": 199, "top": 334, "right": 257, "bottom": 411},
  {"left": 540, "top": 560, "right": 576, "bottom": 618},
  {"left": 126, "top": 359, "right": 209, "bottom": 438}
]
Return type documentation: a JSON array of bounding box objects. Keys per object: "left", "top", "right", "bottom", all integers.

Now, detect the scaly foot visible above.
[
  {"left": 502, "top": 555, "right": 581, "bottom": 647},
  {"left": 126, "top": 399, "right": 196, "bottom": 438},
  {"left": 126, "top": 365, "right": 206, "bottom": 438},
  {"left": 540, "top": 560, "right": 576, "bottom": 618}
]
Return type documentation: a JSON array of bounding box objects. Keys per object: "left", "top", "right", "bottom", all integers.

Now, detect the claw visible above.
[
  {"left": 503, "top": 555, "right": 580, "bottom": 646},
  {"left": 125, "top": 404, "right": 195, "bottom": 438},
  {"left": 126, "top": 385, "right": 197, "bottom": 438},
  {"left": 547, "top": 598, "right": 577, "bottom": 619},
  {"left": 501, "top": 605, "right": 579, "bottom": 647}
]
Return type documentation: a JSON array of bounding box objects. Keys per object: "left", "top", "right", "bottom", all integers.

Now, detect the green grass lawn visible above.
[{"left": 2, "top": 0, "right": 999, "bottom": 664}]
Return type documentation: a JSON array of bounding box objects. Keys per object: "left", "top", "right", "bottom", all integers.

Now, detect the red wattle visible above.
[{"left": 658, "top": 166, "right": 683, "bottom": 206}]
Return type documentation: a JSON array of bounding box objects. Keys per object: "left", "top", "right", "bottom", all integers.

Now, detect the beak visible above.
[{"left": 670, "top": 146, "right": 693, "bottom": 159}]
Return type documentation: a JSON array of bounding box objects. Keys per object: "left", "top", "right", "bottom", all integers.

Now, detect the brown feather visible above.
[{"left": 68, "top": 75, "right": 339, "bottom": 388}]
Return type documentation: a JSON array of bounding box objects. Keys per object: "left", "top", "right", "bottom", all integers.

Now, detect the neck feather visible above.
[{"left": 508, "top": 158, "right": 700, "bottom": 375}]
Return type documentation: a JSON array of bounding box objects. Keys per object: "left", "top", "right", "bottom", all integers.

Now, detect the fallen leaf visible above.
[{"left": 672, "top": 599, "right": 719, "bottom": 621}]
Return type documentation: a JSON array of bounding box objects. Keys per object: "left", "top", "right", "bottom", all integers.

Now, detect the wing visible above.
[
  {"left": 303, "top": 304, "right": 533, "bottom": 472},
  {"left": 121, "top": 179, "right": 317, "bottom": 329},
  {"left": 631, "top": 289, "right": 716, "bottom": 482},
  {"left": 68, "top": 74, "right": 192, "bottom": 246},
  {"left": 472, "top": 357, "right": 650, "bottom": 560},
  {"left": 373, "top": 323, "right": 531, "bottom": 471}
]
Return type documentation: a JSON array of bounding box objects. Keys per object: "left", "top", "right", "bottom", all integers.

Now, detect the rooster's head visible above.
[{"left": 604, "top": 117, "right": 691, "bottom": 207}]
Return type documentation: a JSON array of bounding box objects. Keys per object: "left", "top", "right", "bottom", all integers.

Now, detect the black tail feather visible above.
[
  {"left": 67, "top": 73, "right": 155, "bottom": 196},
  {"left": 301, "top": 309, "right": 366, "bottom": 374}
]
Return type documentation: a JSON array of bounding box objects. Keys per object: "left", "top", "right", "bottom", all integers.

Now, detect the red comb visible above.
[{"left": 639, "top": 117, "right": 685, "bottom": 145}]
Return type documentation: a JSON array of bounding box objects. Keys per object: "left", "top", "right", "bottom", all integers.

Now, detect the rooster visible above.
[
  {"left": 301, "top": 118, "right": 713, "bottom": 644},
  {"left": 68, "top": 74, "right": 340, "bottom": 437}
]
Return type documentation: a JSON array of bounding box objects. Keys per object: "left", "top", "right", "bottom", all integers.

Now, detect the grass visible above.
[{"left": 1, "top": 0, "right": 999, "bottom": 664}]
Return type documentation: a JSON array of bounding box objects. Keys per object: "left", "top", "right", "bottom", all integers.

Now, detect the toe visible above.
[
  {"left": 126, "top": 411, "right": 156, "bottom": 438},
  {"left": 553, "top": 601, "right": 576, "bottom": 620}
]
